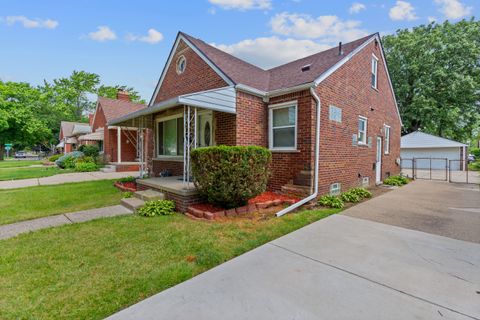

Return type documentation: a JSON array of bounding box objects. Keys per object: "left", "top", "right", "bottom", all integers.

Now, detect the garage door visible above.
[{"left": 400, "top": 147, "right": 461, "bottom": 170}]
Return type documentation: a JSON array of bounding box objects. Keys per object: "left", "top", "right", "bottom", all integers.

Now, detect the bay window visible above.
[{"left": 269, "top": 102, "right": 297, "bottom": 150}]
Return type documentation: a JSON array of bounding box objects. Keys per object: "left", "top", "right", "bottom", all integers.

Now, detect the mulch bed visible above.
[
  {"left": 114, "top": 181, "right": 137, "bottom": 192},
  {"left": 248, "top": 191, "right": 300, "bottom": 204}
]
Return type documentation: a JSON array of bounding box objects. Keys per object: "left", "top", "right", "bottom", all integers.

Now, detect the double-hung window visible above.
[
  {"left": 156, "top": 115, "right": 184, "bottom": 157},
  {"left": 384, "top": 125, "right": 390, "bottom": 154},
  {"left": 371, "top": 54, "right": 378, "bottom": 89},
  {"left": 269, "top": 102, "right": 297, "bottom": 150},
  {"left": 358, "top": 116, "right": 367, "bottom": 145}
]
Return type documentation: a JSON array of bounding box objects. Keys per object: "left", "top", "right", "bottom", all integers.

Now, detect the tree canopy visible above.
[
  {"left": 383, "top": 19, "right": 480, "bottom": 142},
  {"left": 0, "top": 71, "right": 145, "bottom": 159}
]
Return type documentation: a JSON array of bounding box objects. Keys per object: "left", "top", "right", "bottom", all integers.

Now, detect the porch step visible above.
[
  {"left": 101, "top": 164, "right": 117, "bottom": 173},
  {"left": 120, "top": 197, "right": 145, "bottom": 212},
  {"left": 293, "top": 170, "right": 314, "bottom": 186},
  {"left": 281, "top": 184, "right": 313, "bottom": 198},
  {"left": 134, "top": 189, "right": 165, "bottom": 202}
]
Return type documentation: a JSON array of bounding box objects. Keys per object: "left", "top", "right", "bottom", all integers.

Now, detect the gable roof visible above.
[
  {"left": 401, "top": 131, "right": 467, "bottom": 149},
  {"left": 60, "top": 121, "right": 88, "bottom": 138},
  {"left": 71, "top": 123, "right": 92, "bottom": 136},
  {"left": 97, "top": 97, "right": 146, "bottom": 123}
]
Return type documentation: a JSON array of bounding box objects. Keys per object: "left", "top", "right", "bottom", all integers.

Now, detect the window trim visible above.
[
  {"left": 155, "top": 113, "right": 184, "bottom": 158},
  {"left": 384, "top": 124, "right": 391, "bottom": 154},
  {"left": 371, "top": 54, "right": 378, "bottom": 89},
  {"left": 358, "top": 116, "right": 368, "bottom": 145},
  {"left": 330, "top": 182, "right": 341, "bottom": 196},
  {"left": 268, "top": 100, "right": 298, "bottom": 151}
]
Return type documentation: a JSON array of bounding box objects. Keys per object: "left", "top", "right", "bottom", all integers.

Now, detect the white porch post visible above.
[{"left": 117, "top": 126, "right": 122, "bottom": 163}]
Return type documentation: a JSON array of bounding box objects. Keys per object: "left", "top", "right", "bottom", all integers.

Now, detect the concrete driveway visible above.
[{"left": 107, "top": 181, "right": 480, "bottom": 320}]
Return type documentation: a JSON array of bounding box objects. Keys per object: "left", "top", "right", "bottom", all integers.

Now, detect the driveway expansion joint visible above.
[{"left": 268, "top": 242, "right": 480, "bottom": 320}]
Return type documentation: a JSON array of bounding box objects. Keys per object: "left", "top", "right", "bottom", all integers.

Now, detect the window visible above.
[
  {"left": 98, "top": 141, "right": 104, "bottom": 152},
  {"left": 384, "top": 125, "right": 390, "bottom": 154},
  {"left": 358, "top": 116, "right": 367, "bottom": 144},
  {"left": 269, "top": 102, "right": 297, "bottom": 150},
  {"left": 156, "top": 115, "right": 184, "bottom": 156},
  {"left": 329, "top": 105, "right": 342, "bottom": 123},
  {"left": 371, "top": 55, "right": 378, "bottom": 89},
  {"left": 330, "top": 183, "right": 341, "bottom": 196},
  {"left": 176, "top": 55, "right": 186, "bottom": 74}
]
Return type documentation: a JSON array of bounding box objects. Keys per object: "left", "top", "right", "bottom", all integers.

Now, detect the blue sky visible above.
[{"left": 0, "top": 0, "right": 477, "bottom": 101}]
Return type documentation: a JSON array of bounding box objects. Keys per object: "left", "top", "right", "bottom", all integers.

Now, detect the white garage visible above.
[{"left": 401, "top": 131, "right": 467, "bottom": 171}]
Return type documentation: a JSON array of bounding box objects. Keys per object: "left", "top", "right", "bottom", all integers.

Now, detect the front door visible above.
[
  {"left": 376, "top": 136, "right": 382, "bottom": 184},
  {"left": 197, "top": 112, "right": 213, "bottom": 147}
]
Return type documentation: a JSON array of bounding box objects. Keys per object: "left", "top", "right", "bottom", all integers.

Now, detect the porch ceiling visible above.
[{"left": 109, "top": 86, "right": 236, "bottom": 126}]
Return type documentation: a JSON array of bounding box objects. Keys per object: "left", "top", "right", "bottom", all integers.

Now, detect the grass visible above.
[
  {"left": 0, "top": 160, "right": 43, "bottom": 168},
  {"left": 0, "top": 208, "right": 339, "bottom": 319},
  {"left": 0, "top": 180, "right": 125, "bottom": 225},
  {"left": 0, "top": 166, "right": 75, "bottom": 181}
]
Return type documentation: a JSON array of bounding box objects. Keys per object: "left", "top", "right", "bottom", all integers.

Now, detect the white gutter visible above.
[{"left": 276, "top": 86, "right": 321, "bottom": 217}]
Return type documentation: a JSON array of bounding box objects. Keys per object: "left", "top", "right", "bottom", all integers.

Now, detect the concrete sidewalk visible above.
[
  {"left": 106, "top": 214, "right": 480, "bottom": 320},
  {"left": 0, "top": 171, "right": 139, "bottom": 189},
  {"left": 0, "top": 205, "right": 132, "bottom": 240}
]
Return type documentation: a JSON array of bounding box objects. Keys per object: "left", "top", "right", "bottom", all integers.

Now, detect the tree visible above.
[
  {"left": 383, "top": 19, "right": 480, "bottom": 141},
  {"left": 0, "top": 81, "right": 51, "bottom": 160},
  {"left": 97, "top": 85, "right": 145, "bottom": 104}
]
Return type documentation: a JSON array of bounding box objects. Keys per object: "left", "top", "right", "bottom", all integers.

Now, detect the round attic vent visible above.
[{"left": 176, "top": 55, "right": 186, "bottom": 74}]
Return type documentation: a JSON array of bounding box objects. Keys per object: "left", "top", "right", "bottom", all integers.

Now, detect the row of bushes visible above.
[{"left": 318, "top": 187, "right": 372, "bottom": 209}]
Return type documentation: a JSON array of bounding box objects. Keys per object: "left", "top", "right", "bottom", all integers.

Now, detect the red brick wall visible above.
[
  {"left": 106, "top": 128, "right": 138, "bottom": 163},
  {"left": 155, "top": 40, "right": 228, "bottom": 104},
  {"left": 92, "top": 105, "right": 107, "bottom": 131},
  {"left": 267, "top": 90, "right": 316, "bottom": 191},
  {"left": 214, "top": 111, "right": 236, "bottom": 145},
  {"left": 235, "top": 92, "right": 267, "bottom": 146},
  {"left": 152, "top": 160, "right": 183, "bottom": 177},
  {"left": 316, "top": 40, "right": 401, "bottom": 195}
]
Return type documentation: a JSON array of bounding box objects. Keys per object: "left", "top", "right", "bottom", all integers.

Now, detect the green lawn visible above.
[
  {"left": 0, "top": 160, "right": 43, "bottom": 168},
  {"left": 0, "top": 180, "right": 125, "bottom": 225},
  {"left": 0, "top": 166, "right": 75, "bottom": 181},
  {"left": 0, "top": 208, "right": 338, "bottom": 319}
]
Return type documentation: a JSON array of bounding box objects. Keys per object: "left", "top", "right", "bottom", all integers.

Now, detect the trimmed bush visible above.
[
  {"left": 75, "top": 162, "right": 98, "bottom": 172},
  {"left": 191, "top": 146, "right": 271, "bottom": 209},
  {"left": 340, "top": 191, "right": 361, "bottom": 203},
  {"left": 118, "top": 176, "right": 136, "bottom": 183},
  {"left": 48, "top": 154, "right": 62, "bottom": 162},
  {"left": 349, "top": 187, "right": 372, "bottom": 199},
  {"left": 55, "top": 151, "right": 84, "bottom": 169},
  {"left": 384, "top": 175, "right": 409, "bottom": 186},
  {"left": 78, "top": 144, "right": 100, "bottom": 158},
  {"left": 318, "top": 195, "right": 344, "bottom": 209},
  {"left": 137, "top": 200, "right": 175, "bottom": 217}
]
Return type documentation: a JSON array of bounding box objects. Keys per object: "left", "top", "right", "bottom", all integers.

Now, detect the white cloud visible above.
[
  {"left": 213, "top": 36, "right": 332, "bottom": 69},
  {"left": 208, "top": 0, "right": 271, "bottom": 10},
  {"left": 3, "top": 15, "right": 58, "bottom": 29},
  {"left": 349, "top": 3, "right": 366, "bottom": 14},
  {"left": 434, "top": 0, "right": 472, "bottom": 19},
  {"left": 270, "top": 12, "right": 367, "bottom": 42},
  {"left": 428, "top": 16, "right": 437, "bottom": 23},
  {"left": 126, "top": 28, "right": 163, "bottom": 44},
  {"left": 389, "top": 1, "right": 417, "bottom": 21},
  {"left": 87, "top": 26, "right": 117, "bottom": 42}
]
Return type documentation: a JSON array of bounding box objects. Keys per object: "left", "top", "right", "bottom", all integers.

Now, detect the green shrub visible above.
[
  {"left": 470, "top": 147, "right": 480, "bottom": 159},
  {"left": 55, "top": 151, "right": 84, "bottom": 169},
  {"left": 191, "top": 146, "right": 271, "bottom": 209},
  {"left": 123, "top": 191, "right": 133, "bottom": 198},
  {"left": 74, "top": 162, "right": 98, "bottom": 172},
  {"left": 78, "top": 144, "right": 99, "bottom": 158},
  {"left": 469, "top": 161, "right": 480, "bottom": 171},
  {"left": 384, "top": 175, "right": 409, "bottom": 186},
  {"left": 48, "top": 154, "right": 62, "bottom": 162},
  {"left": 118, "top": 176, "right": 136, "bottom": 183},
  {"left": 349, "top": 187, "right": 372, "bottom": 199},
  {"left": 340, "top": 191, "right": 361, "bottom": 203},
  {"left": 137, "top": 200, "right": 175, "bottom": 217},
  {"left": 318, "top": 195, "right": 344, "bottom": 209}
]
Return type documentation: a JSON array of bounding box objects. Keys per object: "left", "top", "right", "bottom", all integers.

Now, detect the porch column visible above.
[{"left": 117, "top": 126, "right": 122, "bottom": 163}]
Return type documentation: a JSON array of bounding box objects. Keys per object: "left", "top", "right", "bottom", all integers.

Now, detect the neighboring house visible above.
[
  {"left": 78, "top": 91, "right": 146, "bottom": 172},
  {"left": 401, "top": 131, "right": 468, "bottom": 170},
  {"left": 110, "top": 31, "right": 402, "bottom": 211},
  {"left": 56, "top": 121, "right": 91, "bottom": 154}
]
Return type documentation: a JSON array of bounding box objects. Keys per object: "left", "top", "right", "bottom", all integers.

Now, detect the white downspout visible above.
[{"left": 276, "top": 86, "right": 321, "bottom": 217}]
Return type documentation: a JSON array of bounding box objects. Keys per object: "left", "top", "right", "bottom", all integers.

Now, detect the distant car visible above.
[
  {"left": 14, "top": 151, "right": 26, "bottom": 158},
  {"left": 467, "top": 154, "right": 476, "bottom": 163}
]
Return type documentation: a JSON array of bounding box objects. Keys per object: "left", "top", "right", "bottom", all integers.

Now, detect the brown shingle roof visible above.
[
  {"left": 98, "top": 97, "right": 146, "bottom": 122},
  {"left": 181, "top": 32, "right": 376, "bottom": 92},
  {"left": 60, "top": 121, "right": 87, "bottom": 138}
]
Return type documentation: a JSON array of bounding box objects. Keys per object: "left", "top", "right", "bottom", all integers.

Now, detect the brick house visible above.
[
  {"left": 77, "top": 91, "right": 146, "bottom": 172},
  {"left": 56, "top": 121, "right": 91, "bottom": 154},
  {"left": 110, "top": 31, "right": 402, "bottom": 212}
]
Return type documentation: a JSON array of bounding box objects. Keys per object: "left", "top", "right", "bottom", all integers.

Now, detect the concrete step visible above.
[
  {"left": 281, "top": 184, "right": 313, "bottom": 198},
  {"left": 120, "top": 197, "right": 145, "bottom": 212},
  {"left": 134, "top": 189, "right": 165, "bottom": 201}
]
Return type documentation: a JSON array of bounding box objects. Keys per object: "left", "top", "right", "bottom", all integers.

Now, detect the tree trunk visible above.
[{"left": 0, "top": 144, "right": 4, "bottom": 161}]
